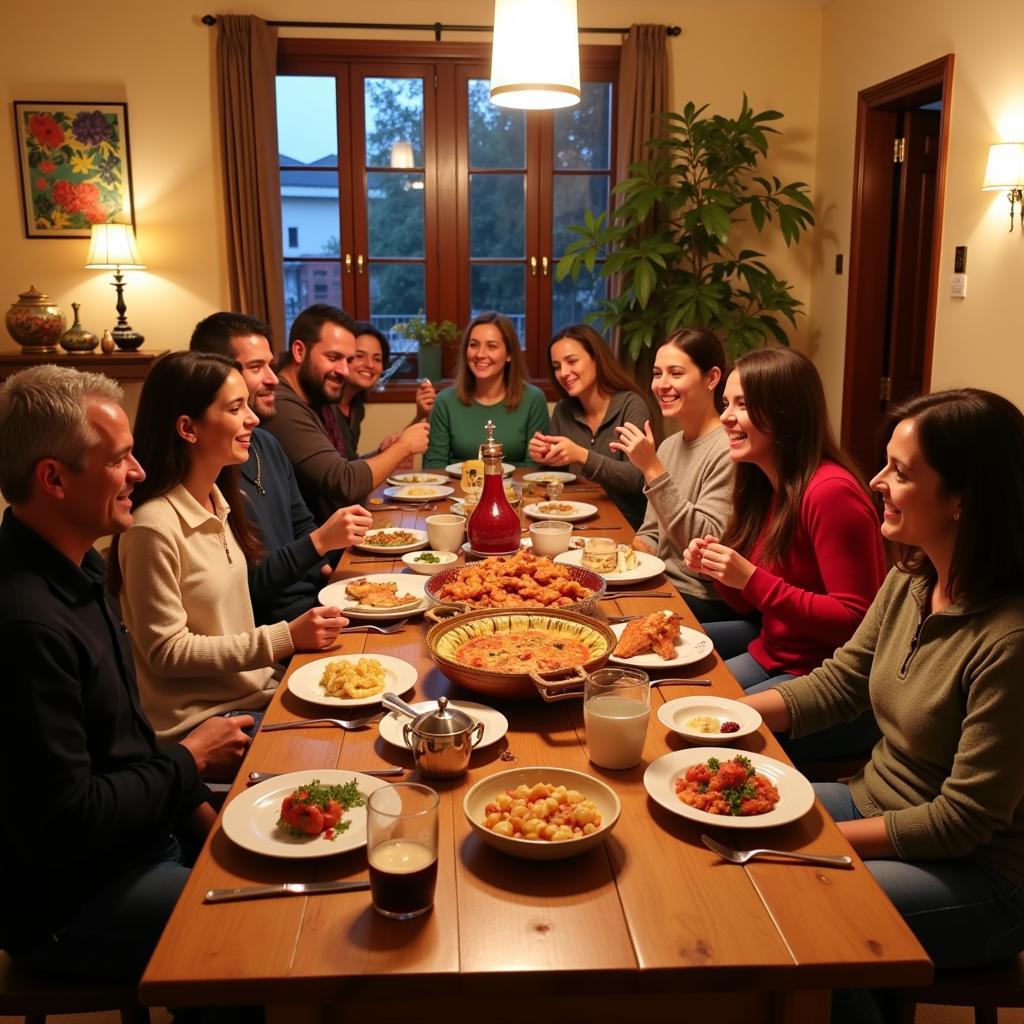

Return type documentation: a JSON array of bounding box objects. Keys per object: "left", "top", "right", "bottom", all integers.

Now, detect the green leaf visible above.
[{"left": 634, "top": 260, "right": 657, "bottom": 308}]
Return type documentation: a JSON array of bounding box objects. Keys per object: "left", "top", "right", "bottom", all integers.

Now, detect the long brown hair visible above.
[
  {"left": 454, "top": 312, "right": 528, "bottom": 409},
  {"left": 546, "top": 323, "right": 644, "bottom": 400},
  {"left": 720, "top": 348, "right": 868, "bottom": 566},
  {"left": 659, "top": 327, "right": 728, "bottom": 412},
  {"left": 882, "top": 389, "right": 1024, "bottom": 604},
  {"left": 109, "top": 351, "right": 264, "bottom": 593}
]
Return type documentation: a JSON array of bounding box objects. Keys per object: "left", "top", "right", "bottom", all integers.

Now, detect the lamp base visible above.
[{"left": 111, "top": 326, "right": 145, "bottom": 351}]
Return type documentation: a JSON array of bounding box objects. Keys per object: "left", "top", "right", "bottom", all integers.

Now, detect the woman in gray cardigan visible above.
[{"left": 528, "top": 324, "right": 650, "bottom": 527}]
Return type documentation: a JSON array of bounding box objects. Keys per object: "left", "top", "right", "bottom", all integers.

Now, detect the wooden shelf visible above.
[{"left": 0, "top": 348, "right": 168, "bottom": 384}]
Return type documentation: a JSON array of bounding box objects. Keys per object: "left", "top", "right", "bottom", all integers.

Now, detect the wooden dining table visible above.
[{"left": 140, "top": 474, "right": 932, "bottom": 1023}]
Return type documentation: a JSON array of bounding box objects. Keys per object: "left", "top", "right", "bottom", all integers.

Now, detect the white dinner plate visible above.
[
  {"left": 353, "top": 527, "right": 429, "bottom": 555},
  {"left": 608, "top": 615, "right": 714, "bottom": 668},
  {"left": 522, "top": 471, "right": 577, "bottom": 485},
  {"left": 657, "top": 696, "right": 762, "bottom": 745},
  {"left": 221, "top": 768, "right": 392, "bottom": 858},
  {"left": 523, "top": 501, "right": 598, "bottom": 522},
  {"left": 287, "top": 653, "right": 417, "bottom": 708},
  {"left": 554, "top": 547, "right": 666, "bottom": 585},
  {"left": 386, "top": 472, "right": 449, "bottom": 487},
  {"left": 446, "top": 461, "right": 514, "bottom": 478},
  {"left": 378, "top": 699, "right": 509, "bottom": 750},
  {"left": 319, "top": 573, "right": 428, "bottom": 619},
  {"left": 643, "top": 748, "right": 815, "bottom": 830},
  {"left": 382, "top": 484, "right": 455, "bottom": 502}
]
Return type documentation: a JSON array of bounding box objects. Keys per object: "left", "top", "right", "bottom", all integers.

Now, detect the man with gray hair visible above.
[{"left": 0, "top": 365, "right": 250, "bottom": 983}]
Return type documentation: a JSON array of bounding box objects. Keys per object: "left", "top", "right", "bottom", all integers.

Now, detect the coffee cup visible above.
[
  {"left": 529, "top": 520, "right": 572, "bottom": 557},
  {"left": 426, "top": 514, "right": 466, "bottom": 553}
]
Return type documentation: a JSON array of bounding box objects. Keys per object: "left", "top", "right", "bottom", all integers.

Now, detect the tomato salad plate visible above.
[
  {"left": 643, "top": 748, "right": 815, "bottom": 829},
  {"left": 608, "top": 615, "right": 714, "bottom": 668},
  {"left": 319, "top": 573, "right": 428, "bottom": 619},
  {"left": 352, "top": 527, "right": 428, "bottom": 555},
  {"left": 221, "top": 769, "right": 392, "bottom": 858}
]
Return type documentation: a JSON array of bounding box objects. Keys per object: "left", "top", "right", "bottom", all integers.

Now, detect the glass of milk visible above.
[{"left": 584, "top": 668, "right": 651, "bottom": 769}]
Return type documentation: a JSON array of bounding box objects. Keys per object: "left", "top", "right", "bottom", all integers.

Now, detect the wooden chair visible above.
[
  {"left": 895, "top": 953, "right": 1024, "bottom": 1023},
  {"left": 0, "top": 950, "right": 150, "bottom": 1024}
]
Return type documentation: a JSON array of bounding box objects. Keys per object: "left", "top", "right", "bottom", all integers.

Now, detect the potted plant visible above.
[
  {"left": 556, "top": 95, "right": 815, "bottom": 359},
  {"left": 395, "top": 315, "right": 460, "bottom": 381}
]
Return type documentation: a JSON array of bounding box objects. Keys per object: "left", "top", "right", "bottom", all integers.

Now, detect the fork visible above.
[
  {"left": 601, "top": 589, "right": 672, "bottom": 599},
  {"left": 263, "top": 712, "right": 385, "bottom": 732},
  {"left": 337, "top": 619, "right": 408, "bottom": 634},
  {"left": 701, "top": 834, "right": 853, "bottom": 868}
]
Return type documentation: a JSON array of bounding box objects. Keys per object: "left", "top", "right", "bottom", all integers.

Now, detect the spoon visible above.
[{"left": 381, "top": 691, "right": 421, "bottom": 720}]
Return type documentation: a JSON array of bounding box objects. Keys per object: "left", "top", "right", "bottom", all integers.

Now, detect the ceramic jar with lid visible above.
[
  {"left": 401, "top": 696, "right": 485, "bottom": 779},
  {"left": 6, "top": 285, "right": 66, "bottom": 351}
]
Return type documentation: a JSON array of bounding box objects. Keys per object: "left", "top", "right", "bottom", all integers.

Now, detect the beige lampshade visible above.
[
  {"left": 490, "top": 0, "right": 581, "bottom": 110},
  {"left": 85, "top": 223, "right": 145, "bottom": 269},
  {"left": 390, "top": 140, "right": 415, "bottom": 168},
  {"left": 982, "top": 142, "right": 1024, "bottom": 190}
]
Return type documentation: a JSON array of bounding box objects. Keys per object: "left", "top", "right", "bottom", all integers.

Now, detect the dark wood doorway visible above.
[{"left": 840, "top": 55, "right": 954, "bottom": 474}]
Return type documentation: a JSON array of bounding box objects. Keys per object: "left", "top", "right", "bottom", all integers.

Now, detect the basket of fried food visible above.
[
  {"left": 426, "top": 608, "right": 616, "bottom": 701},
  {"left": 423, "top": 550, "right": 606, "bottom": 619}
]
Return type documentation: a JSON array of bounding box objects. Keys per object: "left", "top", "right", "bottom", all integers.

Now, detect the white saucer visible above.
[
  {"left": 378, "top": 699, "right": 509, "bottom": 750},
  {"left": 461, "top": 541, "right": 521, "bottom": 559}
]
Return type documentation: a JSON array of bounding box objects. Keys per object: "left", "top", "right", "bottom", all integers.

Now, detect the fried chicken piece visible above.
[
  {"left": 614, "top": 612, "right": 683, "bottom": 660},
  {"left": 344, "top": 580, "right": 417, "bottom": 608}
]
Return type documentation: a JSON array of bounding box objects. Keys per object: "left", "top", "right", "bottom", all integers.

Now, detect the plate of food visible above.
[
  {"left": 379, "top": 699, "right": 509, "bottom": 750},
  {"left": 446, "top": 461, "right": 514, "bottom": 478},
  {"left": 386, "top": 472, "right": 449, "bottom": 487},
  {"left": 520, "top": 536, "right": 586, "bottom": 551},
  {"left": 402, "top": 550, "right": 459, "bottom": 575},
  {"left": 657, "top": 696, "right": 762, "bottom": 745},
  {"left": 287, "top": 653, "right": 417, "bottom": 708},
  {"left": 609, "top": 612, "right": 714, "bottom": 667},
  {"left": 643, "top": 749, "right": 815, "bottom": 829},
  {"left": 221, "top": 769, "right": 392, "bottom": 858},
  {"left": 522, "top": 471, "right": 577, "bottom": 485},
  {"left": 319, "top": 574, "right": 428, "bottom": 618},
  {"left": 554, "top": 542, "right": 666, "bottom": 584},
  {"left": 353, "top": 527, "right": 429, "bottom": 555},
  {"left": 523, "top": 500, "right": 598, "bottom": 522},
  {"left": 463, "top": 766, "right": 620, "bottom": 860},
  {"left": 382, "top": 484, "right": 455, "bottom": 503}
]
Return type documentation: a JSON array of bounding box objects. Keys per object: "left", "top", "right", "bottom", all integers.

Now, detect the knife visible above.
[{"left": 205, "top": 879, "right": 371, "bottom": 903}]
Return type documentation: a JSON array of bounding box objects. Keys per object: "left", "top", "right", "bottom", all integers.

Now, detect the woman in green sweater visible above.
[
  {"left": 424, "top": 312, "right": 549, "bottom": 468},
  {"left": 745, "top": 389, "right": 1024, "bottom": 981}
]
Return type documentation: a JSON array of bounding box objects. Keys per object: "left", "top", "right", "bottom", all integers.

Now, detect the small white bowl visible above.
[
  {"left": 657, "top": 695, "right": 762, "bottom": 745},
  {"left": 401, "top": 549, "right": 459, "bottom": 575},
  {"left": 463, "top": 766, "right": 620, "bottom": 861}
]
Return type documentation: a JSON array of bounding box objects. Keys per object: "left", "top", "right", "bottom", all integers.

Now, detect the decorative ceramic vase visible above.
[
  {"left": 6, "top": 285, "right": 66, "bottom": 351},
  {"left": 59, "top": 302, "right": 99, "bottom": 352},
  {"left": 100, "top": 329, "right": 116, "bottom": 353}
]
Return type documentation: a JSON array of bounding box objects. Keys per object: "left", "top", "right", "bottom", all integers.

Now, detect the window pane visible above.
[
  {"left": 281, "top": 169, "right": 340, "bottom": 257},
  {"left": 367, "top": 172, "right": 424, "bottom": 258},
  {"left": 468, "top": 79, "right": 525, "bottom": 169},
  {"left": 470, "top": 265, "right": 526, "bottom": 347},
  {"left": 552, "top": 174, "right": 609, "bottom": 255},
  {"left": 551, "top": 261, "right": 607, "bottom": 332},
  {"left": 365, "top": 78, "right": 424, "bottom": 168},
  {"left": 277, "top": 77, "right": 338, "bottom": 166},
  {"left": 283, "top": 262, "right": 343, "bottom": 333},
  {"left": 554, "top": 82, "right": 612, "bottom": 170},
  {"left": 471, "top": 173, "right": 525, "bottom": 258},
  {"left": 369, "top": 265, "right": 425, "bottom": 381}
]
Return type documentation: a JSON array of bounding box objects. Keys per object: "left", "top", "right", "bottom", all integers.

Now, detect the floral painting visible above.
[{"left": 13, "top": 101, "right": 135, "bottom": 239}]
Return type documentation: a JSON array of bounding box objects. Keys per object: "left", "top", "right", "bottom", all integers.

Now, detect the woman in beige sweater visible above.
[{"left": 111, "top": 351, "right": 344, "bottom": 743}]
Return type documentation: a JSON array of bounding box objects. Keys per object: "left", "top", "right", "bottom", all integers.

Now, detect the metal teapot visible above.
[{"left": 383, "top": 692, "right": 484, "bottom": 779}]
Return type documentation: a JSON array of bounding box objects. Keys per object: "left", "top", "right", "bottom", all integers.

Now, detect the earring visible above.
[{"left": 954, "top": 511, "right": 961, "bottom": 522}]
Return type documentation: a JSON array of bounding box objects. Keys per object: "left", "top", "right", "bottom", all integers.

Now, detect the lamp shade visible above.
[
  {"left": 982, "top": 142, "right": 1024, "bottom": 190},
  {"left": 390, "top": 140, "right": 415, "bottom": 168},
  {"left": 85, "top": 223, "right": 145, "bottom": 269},
  {"left": 490, "top": 0, "right": 581, "bottom": 110}
]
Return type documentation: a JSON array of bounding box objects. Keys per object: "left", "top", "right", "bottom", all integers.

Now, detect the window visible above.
[{"left": 277, "top": 39, "right": 618, "bottom": 389}]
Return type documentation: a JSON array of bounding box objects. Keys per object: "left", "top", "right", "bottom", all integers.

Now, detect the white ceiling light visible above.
[{"left": 490, "top": 0, "right": 581, "bottom": 110}]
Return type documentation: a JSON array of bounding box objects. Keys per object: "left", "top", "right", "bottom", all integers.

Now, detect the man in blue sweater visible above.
[{"left": 191, "top": 313, "right": 373, "bottom": 624}]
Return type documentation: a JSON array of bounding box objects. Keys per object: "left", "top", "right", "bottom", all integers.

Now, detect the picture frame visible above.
[{"left": 12, "top": 100, "right": 136, "bottom": 239}]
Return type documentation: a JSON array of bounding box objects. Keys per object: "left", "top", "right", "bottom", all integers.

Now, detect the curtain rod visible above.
[{"left": 199, "top": 15, "right": 681, "bottom": 41}]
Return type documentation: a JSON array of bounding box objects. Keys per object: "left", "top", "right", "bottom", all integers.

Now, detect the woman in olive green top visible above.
[{"left": 746, "top": 389, "right": 1024, "bottom": 977}]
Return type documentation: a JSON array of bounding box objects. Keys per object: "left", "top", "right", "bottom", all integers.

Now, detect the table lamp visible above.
[{"left": 85, "top": 223, "right": 146, "bottom": 350}]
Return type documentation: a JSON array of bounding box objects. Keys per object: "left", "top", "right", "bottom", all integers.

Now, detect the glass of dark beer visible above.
[{"left": 367, "top": 783, "right": 439, "bottom": 919}]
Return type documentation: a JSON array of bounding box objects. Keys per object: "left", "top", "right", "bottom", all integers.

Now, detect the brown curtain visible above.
[
  {"left": 216, "top": 15, "right": 285, "bottom": 346},
  {"left": 613, "top": 24, "right": 670, "bottom": 429}
]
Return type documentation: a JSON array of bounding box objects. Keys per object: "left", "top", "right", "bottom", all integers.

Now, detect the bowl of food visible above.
[
  {"left": 426, "top": 608, "right": 615, "bottom": 701},
  {"left": 402, "top": 549, "right": 460, "bottom": 576},
  {"left": 463, "top": 766, "right": 620, "bottom": 860},
  {"left": 657, "top": 695, "right": 762, "bottom": 745}
]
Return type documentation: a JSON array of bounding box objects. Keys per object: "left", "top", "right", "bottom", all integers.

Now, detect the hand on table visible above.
[
  {"left": 609, "top": 421, "right": 662, "bottom": 479},
  {"left": 528, "top": 432, "right": 552, "bottom": 463},
  {"left": 530, "top": 433, "right": 586, "bottom": 467},
  {"left": 288, "top": 605, "right": 348, "bottom": 650},
  {"left": 180, "top": 713, "right": 254, "bottom": 779}
]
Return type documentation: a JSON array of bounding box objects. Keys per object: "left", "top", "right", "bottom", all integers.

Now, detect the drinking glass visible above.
[
  {"left": 366, "top": 783, "right": 439, "bottom": 919},
  {"left": 584, "top": 668, "right": 650, "bottom": 769}
]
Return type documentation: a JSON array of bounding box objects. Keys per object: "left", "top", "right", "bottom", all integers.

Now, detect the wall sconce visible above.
[
  {"left": 983, "top": 142, "right": 1024, "bottom": 232},
  {"left": 85, "top": 223, "right": 146, "bottom": 349},
  {"left": 490, "top": 0, "right": 581, "bottom": 110}
]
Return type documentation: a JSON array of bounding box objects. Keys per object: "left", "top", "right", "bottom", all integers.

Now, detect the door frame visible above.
[{"left": 840, "top": 54, "right": 954, "bottom": 463}]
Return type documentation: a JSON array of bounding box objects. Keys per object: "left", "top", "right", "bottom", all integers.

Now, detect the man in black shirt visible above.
[{"left": 0, "top": 365, "right": 251, "bottom": 982}]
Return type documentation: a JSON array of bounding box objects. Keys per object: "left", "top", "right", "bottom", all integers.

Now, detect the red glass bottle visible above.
[{"left": 467, "top": 420, "right": 520, "bottom": 554}]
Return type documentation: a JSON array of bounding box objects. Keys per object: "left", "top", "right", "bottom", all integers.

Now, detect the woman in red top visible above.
[{"left": 684, "top": 348, "right": 886, "bottom": 757}]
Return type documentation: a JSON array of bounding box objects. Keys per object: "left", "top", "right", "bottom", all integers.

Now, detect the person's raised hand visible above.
[
  {"left": 609, "top": 421, "right": 661, "bottom": 479},
  {"left": 696, "top": 542, "right": 756, "bottom": 590},
  {"left": 288, "top": 605, "right": 347, "bottom": 650},
  {"left": 397, "top": 420, "right": 430, "bottom": 456},
  {"left": 180, "top": 714, "right": 254, "bottom": 779},
  {"left": 313, "top": 505, "right": 374, "bottom": 553},
  {"left": 415, "top": 379, "right": 437, "bottom": 419}
]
